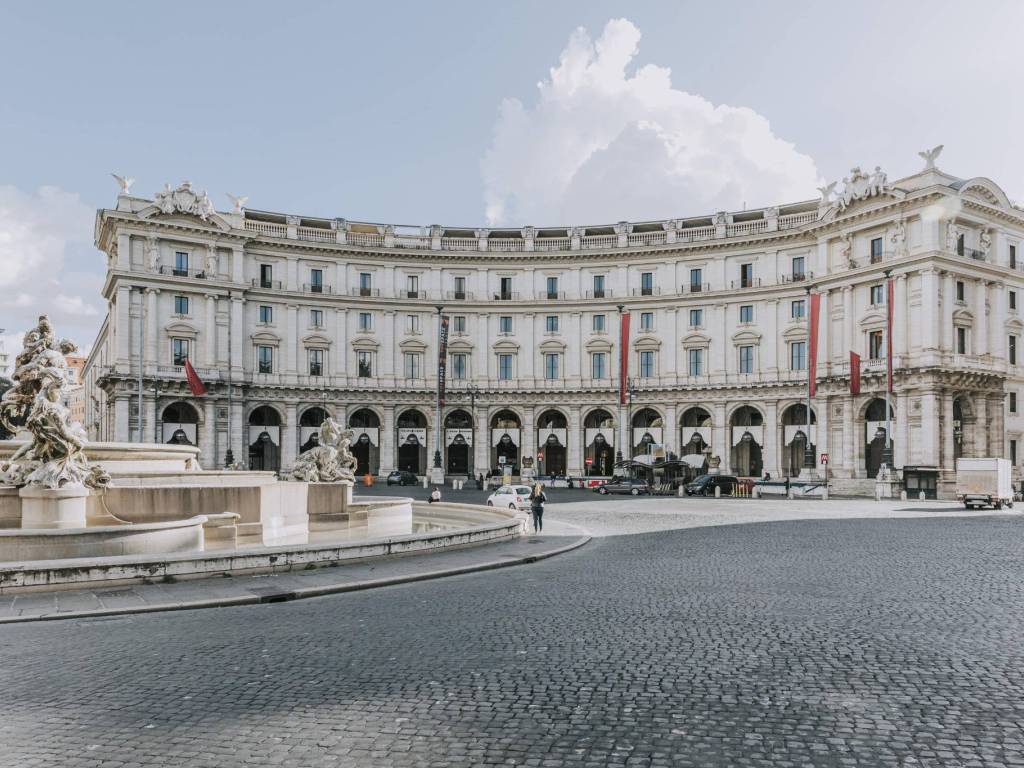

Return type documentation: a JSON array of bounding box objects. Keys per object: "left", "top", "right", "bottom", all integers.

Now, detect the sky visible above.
[{"left": 1, "top": 0, "right": 1022, "bottom": 363}]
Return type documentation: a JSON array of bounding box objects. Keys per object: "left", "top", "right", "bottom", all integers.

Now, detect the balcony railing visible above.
[
  {"left": 296, "top": 226, "right": 336, "bottom": 243},
  {"left": 631, "top": 287, "right": 661, "bottom": 296},
  {"left": 493, "top": 292, "right": 520, "bottom": 301},
  {"left": 778, "top": 211, "right": 819, "bottom": 229},
  {"left": 585, "top": 289, "right": 613, "bottom": 299},
  {"left": 731, "top": 277, "right": 762, "bottom": 289},
  {"left": 685, "top": 283, "right": 711, "bottom": 294},
  {"left": 581, "top": 234, "right": 617, "bottom": 249},
  {"left": 445, "top": 290, "right": 472, "bottom": 300},
  {"left": 251, "top": 278, "right": 283, "bottom": 289},
  {"left": 303, "top": 283, "right": 333, "bottom": 294},
  {"left": 539, "top": 290, "right": 566, "bottom": 300},
  {"left": 780, "top": 271, "right": 813, "bottom": 283},
  {"left": 535, "top": 237, "right": 571, "bottom": 252},
  {"left": 352, "top": 287, "right": 380, "bottom": 297},
  {"left": 956, "top": 247, "right": 987, "bottom": 261},
  {"left": 160, "top": 266, "right": 210, "bottom": 279}
]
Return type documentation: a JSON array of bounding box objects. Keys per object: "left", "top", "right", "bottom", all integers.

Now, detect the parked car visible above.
[
  {"left": 486, "top": 484, "right": 534, "bottom": 511},
  {"left": 594, "top": 478, "right": 650, "bottom": 496},
  {"left": 685, "top": 474, "right": 738, "bottom": 497},
  {"left": 386, "top": 470, "right": 418, "bottom": 486}
]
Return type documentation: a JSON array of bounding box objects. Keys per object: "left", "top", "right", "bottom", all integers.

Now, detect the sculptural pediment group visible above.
[{"left": 153, "top": 180, "right": 217, "bottom": 221}]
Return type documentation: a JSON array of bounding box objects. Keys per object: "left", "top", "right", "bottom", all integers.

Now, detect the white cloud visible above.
[
  {"left": 54, "top": 294, "right": 99, "bottom": 316},
  {"left": 481, "top": 18, "right": 822, "bottom": 226}
]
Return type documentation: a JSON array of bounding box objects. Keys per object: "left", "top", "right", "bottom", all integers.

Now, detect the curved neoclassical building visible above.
[{"left": 84, "top": 158, "right": 1024, "bottom": 496}]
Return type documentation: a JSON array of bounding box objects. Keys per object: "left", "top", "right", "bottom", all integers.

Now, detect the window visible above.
[
  {"left": 260, "top": 263, "right": 272, "bottom": 288},
  {"left": 171, "top": 338, "right": 189, "bottom": 366},
  {"left": 1011, "top": 291, "right": 1017, "bottom": 311},
  {"left": 1010, "top": 392, "right": 1018, "bottom": 414},
  {"left": 1012, "top": 335, "right": 1018, "bottom": 366},
  {"left": 310, "top": 268, "right": 323, "bottom": 293},
  {"left": 738, "top": 345, "right": 754, "bottom": 374},
  {"left": 869, "top": 330, "right": 884, "bottom": 360},
  {"left": 870, "top": 285, "right": 884, "bottom": 306},
  {"left": 258, "top": 345, "right": 273, "bottom": 374},
  {"left": 453, "top": 315, "right": 467, "bottom": 333},
  {"left": 689, "top": 268, "right": 703, "bottom": 292},
  {"left": 310, "top": 309, "right": 323, "bottom": 328},
  {"left": 259, "top": 305, "right": 272, "bottom": 324},
  {"left": 308, "top": 349, "right": 324, "bottom": 377},
  {"left": 740, "top": 263, "right": 754, "bottom": 288},
  {"left": 1012, "top": 245, "right": 1018, "bottom": 269},
  {"left": 406, "top": 314, "right": 421, "bottom": 334},
  {"left": 639, "top": 350, "right": 655, "bottom": 378},
  {"left": 174, "top": 251, "right": 188, "bottom": 276},
  {"left": 357, "top": 351, "right": 372, "bottom": 378},
  {"left": 499, "top": 277, "right": 513, "bottom": 300},
  {"left": 870, "top": 237, "right": 883, "bottom": 264},
  {"left": 498, "top": 353, "right": 513, "bottom": 380},
  {"left": 641, "top": 272, "right": 654, "bottom": 296},
  {"left": 544, "top": 353, "right": 560, "bottom": 379},
  {"left": 406, "top": 275, "right": 419, "bottom": 298},
  {"left": 689, "top": 309, "right": 703, "bottom": 328},
  {"left": 359, "top": 272, "right": 372, "bottom": 296},
  {"left": 1012, "top": 439, "right": 1018, "bottom": 465},
  {"left": 640, "top": 312, "right": 654, "bottom": 331},
  {"left": 592, "top": 314, "right": 606, "bottom": 333},
  {"left": 688, "top": 348, "right": 704, "bottom": 377},
  {"left": 792, "top": 256, "right": 806, "bottom": 279},
  {"left": 956, "top": 280, "right": 965, "bottom": 302},
  {"left": 593, "top": 275, "right": 606, "bottom": 298},
  {"left": 791, "top": 299, "right": 806, "bottom": 319},
  {"left": 739, "top": 305, "right": 754, "bottom": 324},
  {"left": 591, "top": 352, "right": 607, "bottom": 379},
  {"left": 546, "top": 276, "right": 559, "bottom": 298},
  {"left": 451, "top": 353, "right": 467, "bottom": 380},
  {"left": 358, "top": 312, "right": 372, "bottom": 331},
  {"left": 545, "top": 315, "right": 559, "bottom": 333},
  {"left": 453, "top": 276, "right": 466, "bottom": 299},
  {"left": 956, "top": 233, "right": 965, "bottom": 256},
  {"left": 499, "top": 315, "right": 513, "bottom": 334},
  {"left": 957, "top": 326, "right": 967, "bottom": 355},
  {"left": 173, "top": 295, "right": 189, "bottom": 315},
  {"left": 403, "top": 352, "right": 421, "bottom": 379},
  {"left": 790, "top": 341, "right": 807, "bottom": 371}
]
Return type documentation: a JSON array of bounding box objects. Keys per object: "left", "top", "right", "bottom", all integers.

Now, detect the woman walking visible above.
[{"left": 528, "top": 482, "right": 546, "bottom": 533}]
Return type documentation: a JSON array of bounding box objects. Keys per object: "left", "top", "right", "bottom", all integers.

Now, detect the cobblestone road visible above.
[{"left": 3, "top": 514, "right": 1024, "bottom": 767}]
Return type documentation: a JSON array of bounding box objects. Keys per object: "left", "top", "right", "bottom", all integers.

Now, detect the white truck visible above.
[{"left": 955, "top": 458, "right": 1014, "bottom": 510}]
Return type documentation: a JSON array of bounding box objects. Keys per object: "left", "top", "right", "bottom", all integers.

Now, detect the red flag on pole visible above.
[
  {"left": 618, "top": 312, "right": 631, "bottom": 405},
  {"left": 184, "top": 358, "right": 207, "bottom": 396},
  {"left": 886, "top": 278, "right": 894, "bottom": 394},
  {"left": 807, "top": 292, "right": 821, "bottom": 397},
  {"left": 849, "top": 351, "right": 861, "bottom": 395}
]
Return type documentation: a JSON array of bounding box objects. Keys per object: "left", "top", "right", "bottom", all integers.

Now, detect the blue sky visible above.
[{"left": 1, "top": 1, "right": 1022, "bottom": 354}]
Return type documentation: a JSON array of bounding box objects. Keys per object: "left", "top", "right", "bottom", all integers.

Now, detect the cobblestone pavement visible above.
[{"left": 3, "top": 514, "right": 1024, "bottom": 767}]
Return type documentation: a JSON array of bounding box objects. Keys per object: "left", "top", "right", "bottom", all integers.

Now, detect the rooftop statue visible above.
[
  {"left": 918, "top": 144, "right": 944, "bottom": 171},
  {"left": 0, "top": 316, "right": 109, "bottom": 490},
  {"left": 287, "top": 417, "right": 358, "bottom": 483}
]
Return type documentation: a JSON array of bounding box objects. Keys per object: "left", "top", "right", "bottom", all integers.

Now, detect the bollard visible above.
[
  {"left": 900, "top": 490, "right": 907, "bottom": 501},
  {"left": 714, "top": 485, "right": 721, "bottom": 499},
  {"left": 822, "top": 486, "right": 829, "bottom": 500},
  {"left": 919, "top": 490, "right": 925, "bottom": 501},
  {"left": 677, "top": 485, "right": 685, "bottom": 497},
  {"left": 788, "top": 488, "right": 795, "bottom": 500},
  {"left": 752, "top": 486, "right": 760, "bottom": 499},
  {"left": 422, "top": 476, "right": 429, "bottom": 489}
]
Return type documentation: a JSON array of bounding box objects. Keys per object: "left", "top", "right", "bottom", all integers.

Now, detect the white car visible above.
[{"left": 486, "top": 484, "right": 533, "bottom": 511}]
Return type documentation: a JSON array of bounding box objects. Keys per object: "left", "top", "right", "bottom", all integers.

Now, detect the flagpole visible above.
[{"left": 882, "top": 269, "right": 894, "bottom": 472}]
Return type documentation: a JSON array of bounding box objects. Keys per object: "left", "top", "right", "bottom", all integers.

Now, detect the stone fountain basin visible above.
[
  {"left": 0, "top": 440, "right": 201, "bottom": 474},
  {"left": 0, "top": 516, "right": 207, "bottom": 562}
]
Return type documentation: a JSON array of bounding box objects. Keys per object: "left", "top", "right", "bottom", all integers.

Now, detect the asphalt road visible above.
[
  {"left": 360, "top": 481, "right": 645, "bottom": 505},
  {"left": 3, "top": 513, "right": 1024, "bottom": 767}
]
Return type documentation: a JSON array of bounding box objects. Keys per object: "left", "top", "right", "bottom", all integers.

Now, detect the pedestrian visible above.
[
  {"left": 763, "top": 471, "right": 771, "bottom": 481},
  {"left": 477, "top": 473, "right": 484, "bottom": 490},
  {"left": 528, "top": 482, "right": 546, "bottom": 533},
  {"left": 428, "top": 486, "right": 441, "bottom": 504}
]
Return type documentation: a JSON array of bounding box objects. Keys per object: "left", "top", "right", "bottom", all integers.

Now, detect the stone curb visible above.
[{"left": 0, "top": 531, "right": 591, "bottom": 625}]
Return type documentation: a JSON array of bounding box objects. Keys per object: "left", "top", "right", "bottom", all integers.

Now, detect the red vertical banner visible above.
[
  {"left": 849, "top": 351, "right": 861, "bottom": 395},
  {"left": 184, "top": 358, "right": 207, "bottom": 396},
  {"left": 807, "top": 292, "right": 821, "bottom": 397},
  {"left": 886, "top": 278, "right": 894, "bottom": 393},
  {"left": 619, "top": 312, "right": 631, "bottom": 405}
]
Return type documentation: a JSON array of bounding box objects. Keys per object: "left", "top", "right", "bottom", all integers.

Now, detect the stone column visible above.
[
  {"left": 921, "top": 270, "right": 940, "bottom": 352},
  {"left": 522, "top": 411, "right": 536, "bottom": 474},
  {"left": 114, "top": 397, "right": 130, "bottom": 442},
  {"left": 115, "top": 285, "right": 132, "bottom": 372},
  {"left": 475, "top": 409, "right": 490, "bottom": 476},
  {"left": 286, "top": 305, "right": 298, "bottom": 375},
  {"left": 568, "top": 405, "right": 582, "bottom": 476},
  {"left": 710, "top": 304, "right": 726, "bottom": 374},
  {"left": 895, "top": 393, "right": 909, "bottom": 469},
  {"left": 522, "top": 313, "right": 535, "bottom": 384},
  {"left": 282, "top": 403, "right": 298, "bottom": 470},
  {"left": 664, "top": 405, "right": 678, "bottom": 456},
  {"left": 334, "top": 309, "right": 348, "bottom": 377},
  {"left": 200, "top": 399, "right": 216, "bottom": 469},
  {"left": 842, "top": 287, "right": 854, "bottom": 362},
  {"left": 942, "top": 272, "right": 955, "bottom": 354},
  {"left": 764, "top": 299, "right": 778, "bottom": 373},
  {"left": 382, "top": 311, "right": 396, "bottom": 381},
  {"left": 991, "top": 394, "right": 1006, "bottom": 458},
  {"left": 842, "top": 395, "right": 855, "bottom": 478},
  {"left": 145, "top": 394, "right": 158, "bottom": 444},
  {"left": 894, "top": 275, "right": 908, "bottom": 357},
  {"left": 941, "top": 392, "right": 955, "bottom": 471},
  {"left": 230, "top": 245, "right": 244, "bottom": 284},
  {"left": 919, "top": 391, "right": 939, "bottom": 467},
  {"left": 815, "top": 396, "right": 829, "bottom": 474},
  {"left": 145, "top": 288, "right": 159, "bottom": 373},
  {"left": 380, "top": 405, "right": 396, "bottom": 475},
  {"left": 975, "top": 396, "right": 988, "bottom": 458},
  {"left": 568, "top": 312, "right": 582, "bottom": 382},
  {"left": 230, "top": 296, "right": 245, "bottom": 376},
  {"left": 665, "top": 308, "right": 678, "bottom": 384},
  {"left": 818, "top": 289, "right": 831, "bottom": 374},
  {"left": 989, "top": 281, "right": 1005, "bottom": 360},
  {"left": 764, "top": 400, "right": 779, "bottom": 477},
  {"left": 230, "top": 401, "right": 245, "bottom": 469},
  {"left": 975, "top": 280, "right": 988, "bottom": 356},
  {"left": 204, "top": 293, "right": 216, "bottom": 368},
  {"left": 116, "top": 232, "right": 131, "bottom": 269},
  {"left": 712, "top": 402, "right": 728, "bottom": 472}
]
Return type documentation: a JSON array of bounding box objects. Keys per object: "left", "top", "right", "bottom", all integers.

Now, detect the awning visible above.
[{"left": 680, "top": 454, "right": 706, "bottom": 469}]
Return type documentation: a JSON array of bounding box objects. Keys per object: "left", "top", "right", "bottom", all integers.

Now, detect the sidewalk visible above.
[{"left": 0, "top": 519, "right": 589, "bottom": 624}]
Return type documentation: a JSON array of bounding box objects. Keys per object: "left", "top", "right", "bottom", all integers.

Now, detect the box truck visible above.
[{"left": 955, "top": 458, "right": 1014, "bottom": 509}]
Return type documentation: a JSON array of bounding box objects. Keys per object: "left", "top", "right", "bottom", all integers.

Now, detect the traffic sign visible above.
[
  {"left": 585, "top": 457, "right": 594, "bottom": 465},
  {"left": 820, "top": 453, "right": 829, "bottom": 464}
]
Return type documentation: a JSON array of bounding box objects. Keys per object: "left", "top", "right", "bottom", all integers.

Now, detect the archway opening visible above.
[
  {"left": 679, "top": 407, "right": 711, "bottom": 456},
  {"left": 864, "top": 398, "right": 895, "bottom": 478},
  {"left": 781, "top": 404, "right": 817, "bottom": 477},
  {"left": 537, "top": 410, "right": 568, "bottom": 477},
  {"left": 631, "top": 408, "right": 663, "bottom": 460},
  {"left": 161, "top": 401, "right": 199, "bottom": 446},
  {"left": 444, "top": 409, "right": 473, "bottom": 476},
  {"left": 583, "top": 409, "right": 615, "bottom": 477},
  {"left": 490, "top": 409, "right": 521, "bottom": 476},
  {"left": 248, "top": 405, "right": 282, "bottom": 472},
  {"left": 299, "top": 406, "right": 329, "bottom": 453},
  {"left": 397, "top": 409, "right": 428, "bottom": 475},
  {"left": 730, "top": 406, "right": 763, "bottom": 477},
  {"left": 953, "top": 398, "right": 965, "bottom": 461},
  {"left": 349, "top": 408, "right": 381, "bottom": 476}
]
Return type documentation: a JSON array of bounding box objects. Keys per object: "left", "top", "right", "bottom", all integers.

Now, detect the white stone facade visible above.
[{"left": 84, "top": 163, "right": 1024, "bottom": 495}]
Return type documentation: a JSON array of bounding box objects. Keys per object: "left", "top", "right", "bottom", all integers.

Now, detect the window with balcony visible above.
[
  {"left": 545, "top": 315, "right": 559, "bottom": 333},
  {"left": 870, "top": 237, "right": 883, "bottom": 264},
  {"left": 174, "top": 251, "right": 189, "bottom": 277},
  {"left": 1012, "top": 245, "right": 1018, "bottom": 269},
  {"left": 310, "top": 309, "right": 323, "bottom": 328},
  {"left": 310, "top": 269, "right": 323, "bottom": 293},
  {"left": 453, "top": 276, "right": 466, "bottom": 299},
  {"left": 740, "top": 263, "right": 753, "bottom": 288},
  {"left": 957, "top": 326, "right": 967, "bottom": 355},
  {"left": 499, "top": 315, "right": 513, "bottom": 334},
  {"left": 791, "top": 299, "right": 806, "bottom": 319},
  {"left": 406, "top": 275, "right": 419, "bottom": 299},
  {"left": 869, "top": 330, "right": 884, "bottom": 360},
  {"left": 259, "top": 305, "right": 272, "bottom": 324},
  {"left": 689, "top": 268, "right": 703, "bottom": 292},
  {"left": 544, "top": 353, "right": 560, "bottom": 379},
  {"left": 592, "top": 314, "right": 606, "bottom": 333},
  {"left": 593, "top": 275, "right": 606, "bottom": 298},
  {"left": 498, "top": 353, "right": 513, "bottom": 380},
  {"left": 451, "top": 353, "right": 467, "bottom": 380},
  {"left": 259, "top": 264, "right": 273, "bottom": 288},
  {"left": 499, "top": 277, "right": 513, "bottom": 301},
  {"left": 357, "top": 351, "right": 373, "bottom": 378},
  {"left": 790, "top": 341, "right": 807, "bottom": 371},
  {"left": 1013, "top": 439, "right": 1018, "bottom": 465},
  {"left": 639, "top": 350, "right": 655, "bottom": 378},
  {"left": 591, "top": 352, "right": 607, "bottom": 379},
  {"left": 1011, "top": 291, "right": 1018, "bottom": 311},
  {"left": 453, "top": 315, "right": 466, "bottom": 333},
  {"left": 870, "top": 285, "right": 884, "bottom": 306},
  {"left": 258, "top": 345, "right": 273, "bottom": 374},
  {"left": 689, "top": 308, "right": 703, "bottom": 328},
  {"left": 359, "top": 272, "right": 372, "bottom": 296},
  {"left": 406, "top": 314, "right": 420, "bottom": 334},
  {"left": 403, "top": 352, "right": 422, "bottom": 379},
  {"left": 171, "top": 338, "right": 189, "bottom": 367},
  {"left": 739, "top": 304, "right": 754, "bottom": 324},
  {"left": 1011, "top": 392, "right": 1018, "bottom": 414},
  {"left": 791, "top": 256, "right": 806, "bottom": 280},
  {"left": 173, "top": 295, "right": 189, "bottom": 315},
  {"left": 640, "top": 312, "right": 654, "bottom": 331},
  {"left": 358, "top": 312, "right": 372, "bottom": 332},
  {"left": 739, "top": 345, "right": 754, "bottom": 374},
  {"left": 308, "top": 348, "right": 324, "bottom": 377},
  {"left": 688, "top": 348, "right": 704, "bottom": 377},
  {"left": 956, "top": 280, "right": 965, "bottom": 302},
  {"left": 545, "top": 276, "right": 559, "bottom": 299},
  {"left": 641, "top": 272, "right": 654, "bottom": 296},
  {"left": 956, "top": 233, "right": 965, "bottom": 256}
]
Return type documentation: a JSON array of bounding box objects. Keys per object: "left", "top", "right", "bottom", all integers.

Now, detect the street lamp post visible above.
[
  {"left": 803, "top": 285, "right": 816, "bottom": 474},
  {"left": 881, "top": 269, "right": 894, "bottom": 472},
  {"left": 431, "top": 305, "right": 445, "bottom": 484},
  {"left": 616, "top": 304, "right": 626, "bottom": 464}
]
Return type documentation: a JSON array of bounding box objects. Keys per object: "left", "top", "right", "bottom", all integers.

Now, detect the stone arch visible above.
[
  {"left": 396, "top": 408, "right": 429, "bottom": 475},
  {"left": 537, "top": 409, "right": 568, "bottom": 477},
  {"left": 298, "top": 406, "right": 330, "bottom": 453},
  {"left": 247, "top": 404, "right": 283, "bottom": 472},
  {"left": 862, "top": 397, "right": 895, "bottom": 479},
  {"left": 348, "top": 408, "right": 381, "bottom": 476},
  {"left": 583, "top": 408, "right": 615, "bottom": 476},
  {"left": 780, "top": 403, "right": 818, "bottom": 477},
  {"left": 247, "top": 403, "right": 284, "bottom": 426},
  {"left": 443, "top": 408, "right": 475, "bottom": 477},
  {"left": 729, "top": 405, "right": 765, "bottom": 477},
  {"left": 679, "top": 407, "right": 712, "bottom": 457},
  {"left": 630, "top": 407, "right": 663, "bottom": 459},
  {"left": 161, "top": 401, "right": 200, "bottom": 446},
  {"left": 489, "top": 409, "right": 522, "bottom": 475}
]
